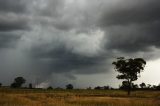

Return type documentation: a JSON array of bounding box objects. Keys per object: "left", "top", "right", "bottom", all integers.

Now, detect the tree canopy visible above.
[
  {"left": 66, "top": 84, "right": 73, "bottom": 89},
  {"left": 112, "top": 57, "right": 146, "bottom": 95},
  {"left": 11, "top": 77, "right": 26, "bottom": 88}
]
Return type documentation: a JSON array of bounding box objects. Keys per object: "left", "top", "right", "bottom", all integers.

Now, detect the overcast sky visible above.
[{"left": 0, "top": 0, "right": 160, "bottom": 88}]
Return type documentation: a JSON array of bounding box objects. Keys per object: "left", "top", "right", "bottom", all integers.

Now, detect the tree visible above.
[
  {"left": 87, "top": 87, "right": 92, "bottom": 90},
  {"left": 47, "top": 86, "right": 53, "bottom": 90},
  {"left": 119, "top": 81, "right": 130, "bottom": 90},
  {"left": 132, "top": 84, "right": 139, "bottom": 90},
  {"left": 29, "top": 83, "right": 33, "bottom": 89},
  {"left": 66, "top": 84, "right": 73, "bottom": 89},
  {"left": 147, "top": 84, "right": 151, "bottom": 89},
  {"left": 156, "top": 84, "right": 160, "bottom": 90},
  {"left": 103, "top": 86, "right": 110, "bottom": 90},
  {"left": 139, "top": 82, "right": 146, "bottom": 89},
  {"left": 11, "top": 77, "right": 26, "bottom": 88},
  {"left": 120, "top": 81, "right": 138, "bottom": 90},
  {"left": 151, "top": 85, "right": 157, "bottom": 89},
  {"left": 0, "top": 83, "right": 2, "bottom": 87},
  {"left": 94, "top": 86, "right": 101, "bottom": 90},
  {"left": 112, "top": 57, "right": 146, "bottom": 95}
]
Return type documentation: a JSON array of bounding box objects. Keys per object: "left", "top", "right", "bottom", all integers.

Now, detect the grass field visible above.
[{"left": 0, "top": 88, "right": 160, "bottom": 106}]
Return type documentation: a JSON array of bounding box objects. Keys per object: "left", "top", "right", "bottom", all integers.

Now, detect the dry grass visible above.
[{"left": 0, "top": 88, "right": 160, "bottom": 106}]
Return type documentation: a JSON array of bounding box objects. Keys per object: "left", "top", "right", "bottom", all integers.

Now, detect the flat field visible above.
[{"left": 0, "top": 88, "right": 160, "bottom": 106}]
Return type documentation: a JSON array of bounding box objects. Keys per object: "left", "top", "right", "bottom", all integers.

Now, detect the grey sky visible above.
[{"left": 0, "top": 0, "right": 160, "bottom": 88}]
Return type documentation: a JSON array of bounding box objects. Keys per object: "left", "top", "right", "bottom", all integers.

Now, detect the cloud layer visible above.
[{"left": 0, "top": 0, "right": 160, "bottom": 87}]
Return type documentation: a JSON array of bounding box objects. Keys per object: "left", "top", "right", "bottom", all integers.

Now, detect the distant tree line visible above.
[
  {"left": 0, "top": 76, "right": 160, "bottom": 91},
  {"left": 119, "top": 81, "right": 160, "bottom": 90},
  {"left": 0, "top": 76, "right": 75, "bottom": 90},
  {"left": 94, "top": 85, "right": 113, "bottom": 90}
]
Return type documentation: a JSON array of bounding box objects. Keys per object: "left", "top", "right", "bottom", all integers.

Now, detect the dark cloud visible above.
[
  {"left": 0, "top": 0, "right": 27, "bottom": 13},
  {"left": 0, "top": 0, "right": 160, "bottom": 87},
  {"left": 99, "top": 0, "right": 160, "bottom": 26},
  {"left": 0, "top": 0, "right": 30, "bottom": 49},
  {"left": 0, "top": 32, "right": 20, "bottom": 48},
  {"left": 98, "top": 0, "right": 160, "bottom": 53},
  {"left": 105, "top": 21, "right": 160, "bottom": 53},
  {"left": 35, "top": 0, "right": 65, "bottom": 17},
  {"left": 28, "top": 44, "right": 108, "bottom": 74},
  {"left": 0, "top": 14, "right": 30, "bottom": 31},
  {"left": 32, "top": 0, "right": 99, "bottom": 32},
  {"left": 0, "top": 0, "right": 30, "bottom": 31}
]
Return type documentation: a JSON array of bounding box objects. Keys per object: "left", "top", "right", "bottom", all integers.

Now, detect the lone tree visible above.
[
  {"left": 66, "top": 84, "right": 73, "bottom": 89},
  {"left": 139, "top": 82, "right": 146, "bottom": 89},
  {"left": 112, "top": 57, "right": 146, "bottom": 95},
  {"left": 47, "top": 86, "right": 53, "bottom": 90},
  {"left": 29, "top": 83, "right": 33, "bottom": 89},
  {"left": 11, "top": 77, "right": 26, "bottom": 88}
]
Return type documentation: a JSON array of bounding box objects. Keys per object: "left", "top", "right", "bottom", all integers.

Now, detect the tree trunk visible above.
[
  {"left": 127, "top": 80, "right": 131, "bottom": 95},
  {"left": 127, "top": 87, "right": 131, "bottom": 95}
]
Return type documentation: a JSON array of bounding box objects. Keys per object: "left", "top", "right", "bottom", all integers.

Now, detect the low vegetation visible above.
[{"left": 0, "top": 88, "right": 160, "bottom": 106}]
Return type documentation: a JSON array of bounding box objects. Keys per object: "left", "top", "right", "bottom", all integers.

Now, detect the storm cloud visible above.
[
  {"left": 0, "top": 0, "right": 160, "bottom": 88},
  {"left": 0, "top": 0, "right": 27, "bottom": 13},
  {"left": 98, "top": 0, "right": 160, "bottom": 52}
]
